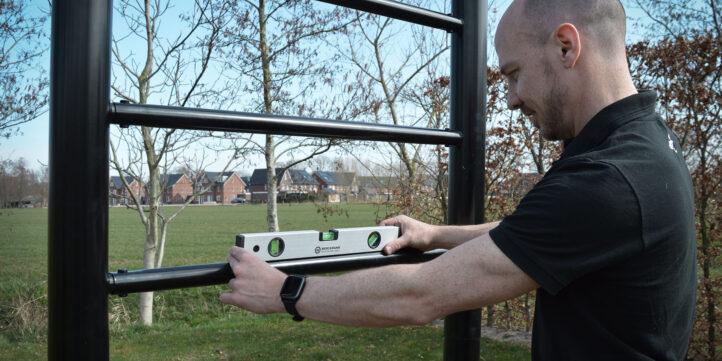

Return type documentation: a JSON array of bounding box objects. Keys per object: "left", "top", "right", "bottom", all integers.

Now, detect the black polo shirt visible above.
[{"left": 489, "top": 91, "right": 696, "bottom": 360}]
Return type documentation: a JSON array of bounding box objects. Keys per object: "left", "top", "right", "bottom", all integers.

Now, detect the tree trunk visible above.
[
  {"left": 156, "top": 222, "right": 169, "bottom": 269},
  {"left": 699, "top": 199, "right": 716, "bottom": 360},
  {"left": 140, "top": 126, "right": 160, "bottom": 326},
  {"left": 265, "top": 135, "right": 279, "bottom": 232},
  {"left": 258, "top": 0, "right": 279, "bottom": 232}
]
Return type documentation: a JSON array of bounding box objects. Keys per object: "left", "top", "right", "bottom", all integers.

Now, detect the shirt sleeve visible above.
[{"left": 489, "top": 158, "right": 643, "bottom": 295}]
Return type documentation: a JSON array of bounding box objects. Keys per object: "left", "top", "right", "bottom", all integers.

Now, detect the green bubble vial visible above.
[{"left": 367, "top": 232, "right": 381, "bottom": 248}]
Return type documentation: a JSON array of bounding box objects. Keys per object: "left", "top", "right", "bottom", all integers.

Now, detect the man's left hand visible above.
[{"left": 219, "top": 246, "right": 287, "bottom": 314}]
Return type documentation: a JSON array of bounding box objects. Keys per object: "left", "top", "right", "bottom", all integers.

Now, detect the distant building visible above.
[
  {"left": 240, "top": 176, "right": 251, "bottom": 190},
  {"left": 248, "top": 168, "right": 319, "bottom": 202},
  {"left": 161, "top": 173, "right": 193, "bottom": 204},
  {"left": 199, "top": 171, "right": 246, "bottom": 204},
  {"left": 287, "top": 169, "right": 319, "bottom": 194},
  {"left": 314, "top": 171, "right": 357, "bottom": 202},
  {"left": 357, "top": 176, "right": 398, "bottom": 202},
  {"left": 109, "top": 175, "right": 144, "bottom": 206}
]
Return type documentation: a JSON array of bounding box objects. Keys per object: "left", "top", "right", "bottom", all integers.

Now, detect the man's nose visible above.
[{"left": 507, "top": 91, "right": 522, "bottom": 110}]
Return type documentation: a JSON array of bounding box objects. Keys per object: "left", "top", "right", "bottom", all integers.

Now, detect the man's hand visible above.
[
  {"left": 380, "top": 215, "right": 438, "bottom": 255},
  {"left": 219, "top": 246, "right": 287, "bottom": 314}
]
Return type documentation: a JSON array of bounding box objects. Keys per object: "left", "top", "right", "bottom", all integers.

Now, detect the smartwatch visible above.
[{"left": 280, "top": 274, "right": 306, "bottom": 321}]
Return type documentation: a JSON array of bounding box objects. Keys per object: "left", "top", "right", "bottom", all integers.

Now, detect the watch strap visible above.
[{"left": 281, "top": 274, "right": 306, "bottom": 321}]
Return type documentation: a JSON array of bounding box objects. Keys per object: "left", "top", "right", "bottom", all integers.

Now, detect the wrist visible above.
[
  {"left": 427, "top": 224, "right": 441, "bottom": 247},
  {"left": 280, "top": 274, "right": 307, "bottom": 321},
  {"left": 274, "top": 275, "right": 286, "bottom": 313}
]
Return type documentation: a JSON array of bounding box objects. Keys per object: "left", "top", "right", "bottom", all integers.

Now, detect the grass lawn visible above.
[{"left": 0, "top": 204, "right": 530, "bottom": 360}]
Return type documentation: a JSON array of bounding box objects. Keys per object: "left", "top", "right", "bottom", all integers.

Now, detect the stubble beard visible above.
[{"left": 539, "top": 61, "right": 568, "bottom": 141}]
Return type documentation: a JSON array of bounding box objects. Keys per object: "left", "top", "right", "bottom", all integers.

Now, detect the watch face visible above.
[{"left": 281, "top": 275, "right": 304, "bottom": 299}]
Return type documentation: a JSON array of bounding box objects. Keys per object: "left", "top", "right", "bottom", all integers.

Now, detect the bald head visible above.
[
  {"left": 494, "top": 0, "right": 637, "bottom": 142},
  {"left": 520, "top": 0, "right": 627, "bottom": 53}
]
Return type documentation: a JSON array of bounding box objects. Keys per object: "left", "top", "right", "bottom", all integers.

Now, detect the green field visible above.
[{"left": 0, "top": 204, "right": 530, "bottom": 360}]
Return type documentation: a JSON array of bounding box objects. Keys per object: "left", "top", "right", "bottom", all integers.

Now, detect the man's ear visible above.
[{"left": 553, "top": 23, "right": 581, "bottom": 68}]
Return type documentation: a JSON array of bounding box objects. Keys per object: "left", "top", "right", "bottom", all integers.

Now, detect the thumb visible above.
[{"left": 383, "top": 234, "right": 409, "bottom": 255}]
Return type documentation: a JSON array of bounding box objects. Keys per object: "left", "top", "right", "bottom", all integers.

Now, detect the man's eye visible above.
[{"left": 510, "top": 70, "right": 519, "bottom": 81}]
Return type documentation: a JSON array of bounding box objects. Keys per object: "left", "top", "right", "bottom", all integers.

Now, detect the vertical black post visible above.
[
  {"left": 445, "top": 0, "right": 486, "bottom": 360},
  {"left": 49, "top": 0, "right": 112, "bottom": 360}
]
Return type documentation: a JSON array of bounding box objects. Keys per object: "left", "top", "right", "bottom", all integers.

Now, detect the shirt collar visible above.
[{"left": 559, "top": 91, "right": 658, "bottom": 160}]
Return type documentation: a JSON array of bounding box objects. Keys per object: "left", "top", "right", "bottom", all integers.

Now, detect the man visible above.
[{"left": 220, "top": 0, "right": 696, "bottom": 359}]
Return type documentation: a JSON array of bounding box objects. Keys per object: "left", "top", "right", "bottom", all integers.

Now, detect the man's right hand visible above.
[{"left": 380, "top": 215, "right": 438, "bottom": 255}]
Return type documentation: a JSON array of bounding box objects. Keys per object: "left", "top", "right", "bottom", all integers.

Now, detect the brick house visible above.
[
  {"left": 161, "top": 173, "right": 193, "bottom": 204},
  {"left": 314, "top": 171, "right": 357, "bottom": 201},
  {"left": 249, "top": 168, "right": 292, "bottom": 202},
  {"left": 201, "top": 171, "right": 247, "bottom": 204},
  {"left": 248, "top": 168, "right": 318, "bottom": 202},
  {"left": 287, "top": 169, "right": 319, "bottom": 194},
  {"left": 109, "top": 175, "right": 145, "bottom": 206}
]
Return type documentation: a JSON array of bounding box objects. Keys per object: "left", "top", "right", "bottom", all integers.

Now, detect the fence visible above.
[{"left": 48, "top": 0, "right": 488, "bottom": 359}]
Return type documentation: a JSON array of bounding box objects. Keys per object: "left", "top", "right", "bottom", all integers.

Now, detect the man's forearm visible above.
[
  {"left": 292, "top": 231, "right": 535, "bottom": 328},
  {"left": 431, "top": 221, "right": 500, "bottom": 249},
  {"left": 295, "top": 264, "right": 433, "bottom": 327}
]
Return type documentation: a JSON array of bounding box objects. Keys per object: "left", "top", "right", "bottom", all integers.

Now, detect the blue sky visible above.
[{"left": 1, "top": 0, "right": 652, "bottom": 171}]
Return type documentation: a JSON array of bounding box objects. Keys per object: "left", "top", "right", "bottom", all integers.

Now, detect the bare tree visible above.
[
  {"left": 0, "top": 157, "right": 47, "bottom": 208},
  {"left": 344, "top": 11, "right": 449, "bottom": 180},
  {"left": 110, "top": 0, "right": 233, "bottom": 325},
  {"left": 220, "top": 0, "right": 353, "bottom": 231},
  {"left": 0, "top": 1, "right": 48, "bottom": 140}
]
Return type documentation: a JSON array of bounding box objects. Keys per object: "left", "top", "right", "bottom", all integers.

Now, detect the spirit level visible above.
[{"left": 235, "top": 226, "right": 400, "bottom": 261}]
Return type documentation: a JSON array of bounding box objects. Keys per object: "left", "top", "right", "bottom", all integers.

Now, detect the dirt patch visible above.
[{"left": 431, "top": 320, "right": 531, "bottom": 348}]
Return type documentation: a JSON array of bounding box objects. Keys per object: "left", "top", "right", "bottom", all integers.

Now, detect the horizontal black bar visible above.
[
  {"left": 109, "top": 103, "right": 462, "bottom": 146},
  {"left": 316, "top": 0, "right": 461, "bottom": 31},
  {"left": 107, "top": 249, "right": 445, "bottom": 295}
]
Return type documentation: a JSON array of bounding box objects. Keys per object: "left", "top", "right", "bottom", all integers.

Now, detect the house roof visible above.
[
  {"left": 288, "top": 169, "right": 317, "bottom": 185},
  {"left": 357, "top": 176, "right": 398, "bottom": 189},
  {"left": 240, "top": 176, "right": 251, "bottom": 186},
  {"left": 315, "top": 171, "right": 356, "bottom": 186},
  {"left": 160, "top": 173, "right": 185, "bottom": 187},
  {"left": 204, "top": 171, "right": 237, "bottom": 184},
  {"left": 110, "top": 175, "right": 135, "bottom": 189},
  {"left": 249, "top": 168, "right": 286, "bottom": 186}
]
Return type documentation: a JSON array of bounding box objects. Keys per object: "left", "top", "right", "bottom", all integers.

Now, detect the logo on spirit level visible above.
[{"left": 314, "top": 245, "right": 341, "bottom": 255}]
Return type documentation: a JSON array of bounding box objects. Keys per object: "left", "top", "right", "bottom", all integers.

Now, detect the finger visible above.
[
  {"left": 383, "top": 235, "right": 410, "bottom": 255},
  {"left": 230, "top": 246, "right": 245, "bottom": 260},
  {"left": 227, "top": 278, "right": 241, "bottom": 290},
  {"left": 228, "top": 255, "right": 242, "bottom": 276},
  {"left": 380, "top": 216, "right": 399, "bottom": 227},
  {"left": 219, "top": 292, "right": 235, "bottom": 305}
]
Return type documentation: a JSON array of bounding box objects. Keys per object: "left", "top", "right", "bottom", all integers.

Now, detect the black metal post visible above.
[
  {"left": 445, "top": 0, "right": 486, "bottom": 360},
  {"left": 109, "top": 103, "right": 462, "bottom": 146},
  {"left": 107, "top": 250, "right": 445, "bottom": 295},
  {"left": 48, "top": 0, "right": 112, "bottom": 360},
  {"left": 315, "top": 0, "right": 462, "bottom": 31}
]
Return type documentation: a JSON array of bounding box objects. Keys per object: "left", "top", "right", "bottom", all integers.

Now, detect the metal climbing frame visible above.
[{"left": 48, "top": 0, "right": 487, "bottom": 359}]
